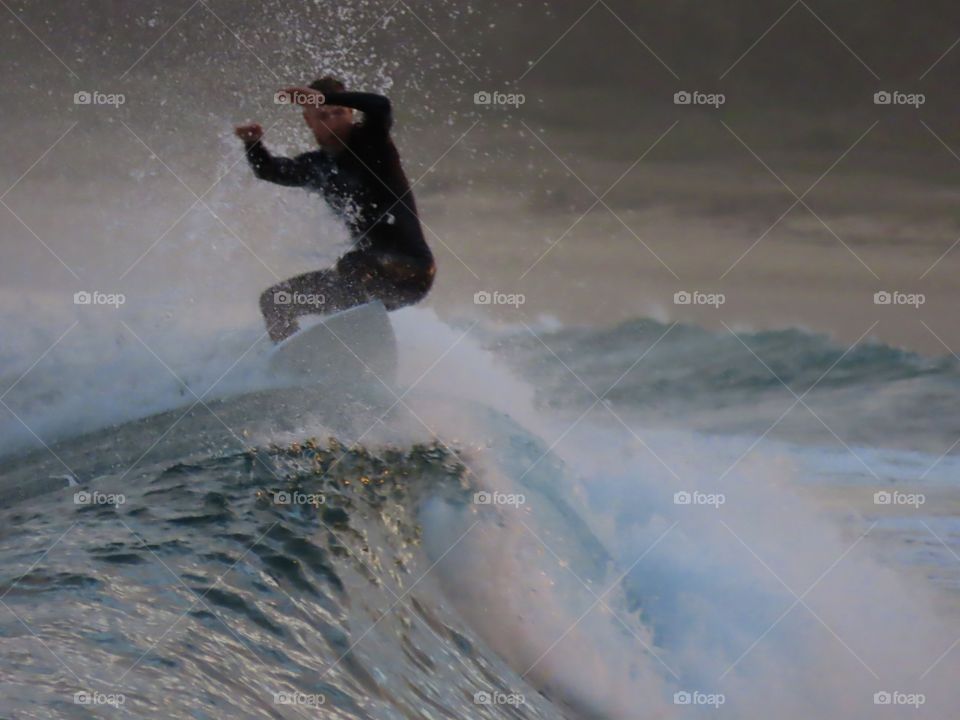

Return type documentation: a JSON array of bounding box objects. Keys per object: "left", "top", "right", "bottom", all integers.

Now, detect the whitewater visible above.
[
  {"left": 4, "top": 2, "right": 960, "bottom": 715},
  {"left": 2, "top": 297, "right": 960, "bottom": 719}
]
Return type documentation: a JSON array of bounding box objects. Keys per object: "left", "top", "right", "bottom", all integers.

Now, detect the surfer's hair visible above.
[{"left": 309, "top": 75, "right": 345, "bottom": 94}]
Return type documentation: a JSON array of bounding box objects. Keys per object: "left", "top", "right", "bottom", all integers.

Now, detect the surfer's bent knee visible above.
[
  {"left": 260, "top": 284, "right": 293, "bottom": 317},
  {"left": 259, "top": 286, "right": 276, "bottom": 312}
]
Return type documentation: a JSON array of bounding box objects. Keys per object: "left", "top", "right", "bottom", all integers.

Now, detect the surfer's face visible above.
[{"left": 304, "top": 105, "right": 354, "bottom": 147}]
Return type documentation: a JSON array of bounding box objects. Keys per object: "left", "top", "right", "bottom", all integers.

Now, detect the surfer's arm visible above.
[
  {"left": 280, "top": 87, "right": 393, "bottom": 135},
  {"left": 322, "top": 91, "right": 393, "bottom": 134},
  {"left": 243, "top": 140, "right": 313, "bottom": 187}
]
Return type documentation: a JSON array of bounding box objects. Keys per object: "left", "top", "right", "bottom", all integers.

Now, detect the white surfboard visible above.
[{"left": 269, "top": 300, "right": 397, "bottom": 387}]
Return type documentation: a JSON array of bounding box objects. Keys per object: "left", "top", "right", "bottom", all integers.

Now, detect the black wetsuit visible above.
[{"left": 244, "top": 91, "right": 435, "bottom": 342}]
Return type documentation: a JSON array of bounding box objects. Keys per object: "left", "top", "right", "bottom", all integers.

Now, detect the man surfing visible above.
[{"left": 234, "top": 76, "right": 435, "bottom": 343}]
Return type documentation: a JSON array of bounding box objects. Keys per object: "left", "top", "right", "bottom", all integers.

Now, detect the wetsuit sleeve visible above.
[
  {"left": 322, "top": 91, "right": 393, "bottom": 134},
  {"left": 244, "top": 140, "right": 313, "bottom": 187}
]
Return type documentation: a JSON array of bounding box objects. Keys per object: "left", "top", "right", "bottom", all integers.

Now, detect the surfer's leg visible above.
[
  {"left": 259, "top": 268, "right": 369, "bottom": 343},
  {"left": 325, "top": 222, "right": 436, "bottom": 314},
  {"left": 347, "top": 250, "right": 435, "bottom": 311},
  {"left": 260, "top": 244, "right": 434, "bottom": 343}
]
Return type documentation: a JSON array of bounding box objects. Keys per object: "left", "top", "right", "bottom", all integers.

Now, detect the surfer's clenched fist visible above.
[{"left": 234, "top": 123, "right": 263, "bottom": 143}]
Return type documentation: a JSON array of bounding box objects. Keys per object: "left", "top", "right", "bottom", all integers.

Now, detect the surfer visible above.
[{"left": 234, "top": 76, "right": 436, "bottom": 343}]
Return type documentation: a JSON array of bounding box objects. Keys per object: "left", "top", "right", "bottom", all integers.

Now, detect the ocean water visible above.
[
  {"left": 1, "top": 307, "right": 959, "bottom": 719},
  {"left": 4, "top": 2, "right": 960, "bottom": 717}
]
